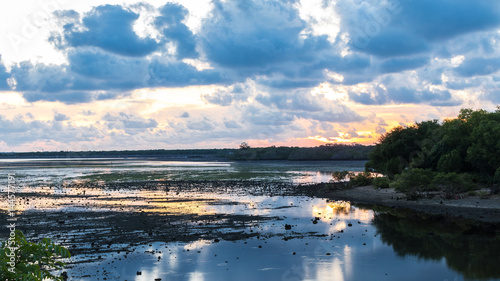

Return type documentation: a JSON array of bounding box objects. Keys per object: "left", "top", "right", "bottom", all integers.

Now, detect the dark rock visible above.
[{"left": 285, "top": 224, "right": 292, "bottom": 230}]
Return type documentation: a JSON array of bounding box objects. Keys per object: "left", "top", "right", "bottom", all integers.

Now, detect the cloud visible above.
[
  {"left": 9, "top": 50, "right": 224, "bottom": 103},
  {"left": 54, "top": 112, "right": 70, "bottom": 122},
  {"left": 155, "top": 3, "right": 198, "bottom": 59},
  {"left": 454, "top": 57, "right": 500, "bottom": 77},
  {"left": 224, "top": 120, "right": 241, "bottom": 129},
  {"left": 103, "top": 112, "right": 158, "bottom": 134},
  {"left": 402, "top": 0, "right": 500, "bottom": 41},
  {"left": 256, "top": 91, "right": 325, "bottom": 112},
  {"left": 81, "top": 110, "right": 96, "bottom": 116},
  {"left": 0, "top": 114, "right": 103, "bottom": 146},
  {"left": 22, "top": 91, "right": 127, "bottom": 104},
  {"left": 199, "top": 0, "right": 331, "bottom": 69},
  {"left": 348, "top": 86, "right": 462, "bottom": 107},
  {"left": 68, "top": 48, "right": 149, "bottom": 84},
  {"left": 186, "top": 117, "right": 216, "bottom": 131},
  {"left": 202, "top": 83, "right": 250, "bottom": 106},
  {"left": 0, "top": 56, "right": 10, "bottom": 90},
  {"left": 148, "top": 57, "right": 229, "bottom": 87},
  {"left": 255, "top": 90, "right": 365, "bottom": 123},
  {"left": 357, "top": 29, "right": 430, "bottom": 57},
  {"left": 378, "top": 56, "right": 429, "bottom": 74},
  {"left": 337, "top": 0, "right": 500, "bottom": 57},
  {"left": 60, "top": 5, "right": 159, "bottom": 57},
  {"left": 179, "top": 112, "right": 190, "bottom": 118}
]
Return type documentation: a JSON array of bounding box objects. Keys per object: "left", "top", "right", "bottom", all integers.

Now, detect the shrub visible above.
[
  {"left": 373, "top": 177, "right": 391, "bottom": 189},
  {"left": 494, "top": 167, "right": 500, "bottom": 184},
  {"left": 390, "top": 168, "right": 437, "bottom": 198},
  {"left": 349, "top": 171, "right": 374, "bottom": 187},
  {"left": 332, "top": 170, "right": 350, "bottom": 182},
  {"left": 432, "top": 172, "right": 476, "bottom": 195},
  {"left": 0, "top": 230, "right": 71, "bottom": 281}
]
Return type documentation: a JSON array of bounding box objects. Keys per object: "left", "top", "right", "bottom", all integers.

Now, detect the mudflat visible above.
[{"left": 300, "top": 184, "right": 500, "bottom": 223}]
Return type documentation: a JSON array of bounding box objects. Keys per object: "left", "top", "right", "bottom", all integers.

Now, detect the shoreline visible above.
[{"left": 301, "top": 185, "right": 500, "bottom": 224}]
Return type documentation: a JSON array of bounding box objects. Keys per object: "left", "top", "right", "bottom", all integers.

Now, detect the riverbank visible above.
[{"left": 300, "top": 184, "right": 500, "bottom": 223}]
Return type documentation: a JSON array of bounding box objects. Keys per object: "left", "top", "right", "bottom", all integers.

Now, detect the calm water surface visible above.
[{"left": 0, "top": 159, "right": 499, "bottom": 281}]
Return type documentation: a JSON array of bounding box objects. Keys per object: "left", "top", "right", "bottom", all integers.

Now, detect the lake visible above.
[{"left": 1, "top": 159, "right": 499, "bottom": 281}]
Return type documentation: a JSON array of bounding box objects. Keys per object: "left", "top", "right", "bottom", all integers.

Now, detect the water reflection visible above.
[{"left": 372, "top": 209, "right": 500, "bottom": 280}]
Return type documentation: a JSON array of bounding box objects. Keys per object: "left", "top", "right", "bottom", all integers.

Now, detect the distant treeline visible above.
[
  {"left": 0, "top": 149, "right": 233, "bottom": 159},
  {"left": 0, "top": 144, "right": 373, "bottom": 161},
  {"left": 229, "top": 144, "right": 373, "bottom": 160}
]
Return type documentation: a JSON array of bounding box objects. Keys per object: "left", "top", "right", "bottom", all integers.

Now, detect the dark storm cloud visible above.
[{"left": 61, "top": 5, "right": 160, "bottom": 57}]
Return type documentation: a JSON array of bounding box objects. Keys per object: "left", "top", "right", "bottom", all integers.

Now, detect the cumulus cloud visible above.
[
  {"left": 186, "top": 117, "right": 216, "bottom": 131},
  {"left": 348, "top": 86, "right": 462, "bottom": 107},
  {"left": 155, "top": 3, "right": 198, "bottom": 59},
  {"left": 199, "top": 0, "right": 326, "bottom": 68},
  {"left": 103, "top": 112, "right": 158, "bottom": 134},
  {"left": 454, "top": 57, "right": 500, "bottom": 77},
  {"left": 338, "top": 0, "right": 500, "bottom": 57},
  {"left": 0, "top": 56, "right": 10, "bottom": 90},
  {"left": 54, "top": 112, "right": 70, "bottom": 122},
  {"left": 68, "top": 48, "right": 149, "bottom": 85},
  {"left": 202, "top": 83, "right": 250, "bottom": 106},
  {"left": 255, "top": 90, "right": 365, "bottom": 123},
  {"left": 378, "top": 56, "right": 429, "bottom": 74},
  {"left": 60, "top": 5, "right": 159, "bottom": 57},
  {"left": 0, "top": 114, "right": 103, "bottom": 146}
]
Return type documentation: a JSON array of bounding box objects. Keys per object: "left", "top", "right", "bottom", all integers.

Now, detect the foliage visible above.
[
  {"left": 431, "top": 172, "right": 476, "bottom": 195},
  {"left": 229, "top": 144, "right": 373, "bottom": 161},
  {"left": 495, "top": 167, "right": 500, "bottom": 184},
  {"left": 0, "top": 144, "right": 374, "bottom": 162},
  {"left": 0, "top": 230, "right": 70, "bottom": 281},
  {"left": 389, "top": 168, "right": 438, "bottom": 197},
  {"left": 373, "top": 177, "right": 391, "bottom": 189},
  {"left": 348, "top": 171, "right": 374, "bottom": 187},
  {"left": 332, "top": 171, "right": 350, "bottom": 182},
  {"left": 367, "top": 108, "right": 500, "bottom": 184},
  {"left": 239, "top": 142, "right": 250, "bottom": 150}
]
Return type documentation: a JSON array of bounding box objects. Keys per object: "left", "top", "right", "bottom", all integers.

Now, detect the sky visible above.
[{"left": 0, "top": 0, "right": 499, "bottom": 152}]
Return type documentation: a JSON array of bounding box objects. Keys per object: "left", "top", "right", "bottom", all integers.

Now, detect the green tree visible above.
[{"left": 0, "top": 230, "right": 70, "bottom": 281}]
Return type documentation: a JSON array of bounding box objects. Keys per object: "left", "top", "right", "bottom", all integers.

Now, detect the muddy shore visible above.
[{"left": 298, "top": 184, "right": 500, "bottom": 223}]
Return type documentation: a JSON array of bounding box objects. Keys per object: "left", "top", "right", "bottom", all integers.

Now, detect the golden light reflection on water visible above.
[
  {"left": 0, "top": 186, "right": 218, "bottom": 217},
  {"left": 312, "top": 200, "right": 374, "bottom": 234}
]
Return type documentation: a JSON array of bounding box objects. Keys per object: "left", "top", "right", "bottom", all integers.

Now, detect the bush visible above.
[
  {"left": 432, "top": 172, "right": 476, "bottom": 195},
  {"left": 494, "top": 167, "right": 500, "bottom": 184},
  {"left": 349, "top": 171, "right": 374, "bottom": 187},
  {"left": 0, "top": 230, "right": 70, "bottom": 281},
  {"left": 373, "top": 177, "right": 391, "bottom": 189},
  {"left": 390, "top": 168, "right": 437, "bottom": 198},
  {"left": 332, "top": 170, "right": 350, "bottom": 182}
]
